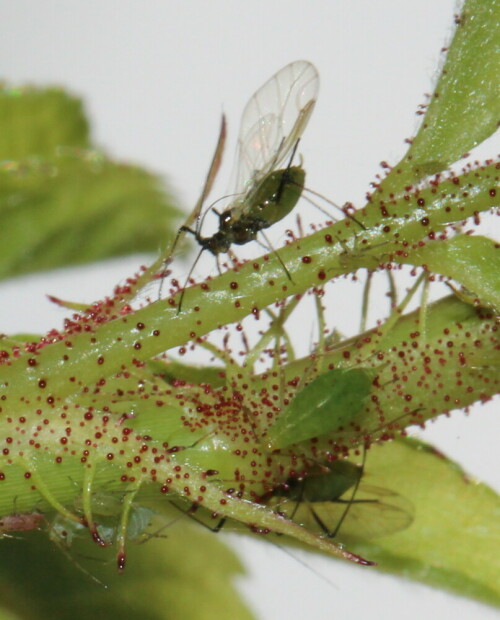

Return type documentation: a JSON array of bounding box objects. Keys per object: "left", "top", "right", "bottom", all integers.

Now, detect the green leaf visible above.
[
  {"left": 397, "top": 235, "right": 500, "bottom": 311},
  {"left": 382, "top": 0, "right": 500, "bottom": 191},
  {"left": 0, "top": 84, "right": 89, "bottom": 160},
  {"left": 336, "top": 437, "right": 500, "bottom": 607},
  {"left": 0, "top": 150, "right": 179, "bottom": 279},
  {"left": 266, "top": 368, "right": 373, "bottom": 449},
  {"left": 0, "top": 518, "right": 254, "bottom": 620}
]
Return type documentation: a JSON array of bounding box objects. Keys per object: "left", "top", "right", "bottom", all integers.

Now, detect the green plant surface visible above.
[
  {"left": 0, "top": 0, "right": 498, "bottom": 615},
  {"left": 0, "top": 518, "right": 253, "bottom": 620},
  {"left": 333, "top": 437, "right": 500, "bottom": 607},
  {"left": 399, "top": 235, "right": 500, "bottom": 311},
  {"left": 0, "top": 86, "right": 180, "bottom": 280},
  {"left": 0, "top": 85, "right": 89, "bottom": 160},
  {"left": 379, "top": 0, "right": 500, "bottom": 192}
]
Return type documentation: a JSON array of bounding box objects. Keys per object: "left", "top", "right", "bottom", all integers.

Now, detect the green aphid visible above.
[{"left": 267, "top": 367, "right": 374, "bottom": 449}]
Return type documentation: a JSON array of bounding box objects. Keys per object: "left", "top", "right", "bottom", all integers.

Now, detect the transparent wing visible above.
[
  {"left": 316, "top": 483, "right": 414, "bottom": 540},
  {"left": 270, "top": 483, "right": 413, "bottom": 541},
  {"left": 227, "top": 60, "right": 319, "bottom": 206}
]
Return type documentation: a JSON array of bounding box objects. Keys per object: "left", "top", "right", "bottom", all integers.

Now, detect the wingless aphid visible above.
[{"left": 173, "top": 60, "right": 320, "bottom": 309}]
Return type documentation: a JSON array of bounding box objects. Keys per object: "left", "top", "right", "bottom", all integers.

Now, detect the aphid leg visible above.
[
  {"left": 259, "top": 230, "right": 293, "bottom": 282},
  {"left": 216, "top": 252, "right": 225, "bottom": 274},
  {"left": 211, "top": 517, "right": 227, "bottom": 533},
  {"left": 328, "top": 448, "right": 367, "bottom": 538},
  {"left": 310, "top": 506, "right": 335, "bottom": 536},
  {"left": 81, "top": 461, "right": 108, "bottom": 547},
  {"left": 157, "top": 227, "right": 186, "bottom": 301},
  {"left": 115, "top": 483, "right": 143, "bottom": 571},
  {"left": 289, "top": 482, "right": 306, "bottom": 523},
  {"left": 20, "top": 457, "right": 82, "bottom": 526},
  {"left": 177, "top": 247, "right": 205, "bottom": 314},
  {"left": 48, "top": 518, "right": 107, "bottom": 588}
]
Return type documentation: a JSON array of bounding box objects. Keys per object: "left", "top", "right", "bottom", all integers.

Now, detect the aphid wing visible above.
[
  {"left": 331, "top": 484, "right": 414, "bottom": 540},
  {"left": 227, "top": 60, "right": 319, "bottom": 204},
  {"left": 267, "top": 483, "right": 413, "bottom": 540}
]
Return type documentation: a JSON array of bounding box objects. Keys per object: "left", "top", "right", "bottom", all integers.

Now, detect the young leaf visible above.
[
  {"left": 381, "top": 0, "right": 500, "bottom": 191},
  {"left": 0, "top": 85, "right": 89, "bottom": 160},
  {"left": 0, "top": 518, "right": 254, "bottom": 620},
  {"left": 0, "top": 150, "right": 179, "bottom": 278},
  {"left": 333, "top": 437, "right": 500, "bottom": 607},
  {"left": 398, "top": 235, "right": 500, "bottom": 311}
]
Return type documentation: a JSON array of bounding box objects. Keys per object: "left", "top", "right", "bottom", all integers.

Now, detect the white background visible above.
[{"left": 0, "top": 2, "right": 498, "bottom": 619}]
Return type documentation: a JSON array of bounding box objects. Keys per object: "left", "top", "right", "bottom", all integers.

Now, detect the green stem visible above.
[{"left": 0, "top": 165, "right": 497, "bottom": 413}]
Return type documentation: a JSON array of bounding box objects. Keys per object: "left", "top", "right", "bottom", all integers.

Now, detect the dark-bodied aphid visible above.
[
  {"left": 265, "top": 459, "right": 413, "bottom": 540},
  {"left": 166, "top": 456, "right": 411, "bottom": 546},
  {"left": 168, "top": 60, "right": 320, "bottom": 310},
  {"left": 180, "top": 139, "right": 305, "bottom": 258}
]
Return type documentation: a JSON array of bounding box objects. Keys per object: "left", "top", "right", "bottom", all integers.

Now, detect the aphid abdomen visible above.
[{"left": 250, "top": 166, "right": 305, "bottom": 228}]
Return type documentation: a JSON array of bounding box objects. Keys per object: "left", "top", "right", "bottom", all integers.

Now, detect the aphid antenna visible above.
[
  {"left": 158, "top": 114, "right": 227, "bottom": 301},
  {"left": 137, "top": 512, "right": 184, "bottom": 544},
  {"left": 201, "top": 191, "right": 241, "bottom": 228},
  {"left": 156, "top": 227, "right": 186, "bottom": 302},
  {"left": 296, "top": 185, "right": 366, "bottom": 231},
  {"left": 268, "top": 540, "right": 340, "bottom": 592},
  {"left": 52, "top": 540, "right": 108, "bottom": 589}
]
